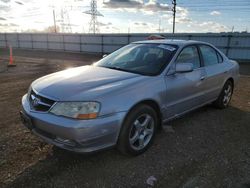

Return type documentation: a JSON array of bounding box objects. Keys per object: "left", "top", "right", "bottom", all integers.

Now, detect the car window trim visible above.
[{"left": 216, "top": 51, "right": 223, "bottom": 63}]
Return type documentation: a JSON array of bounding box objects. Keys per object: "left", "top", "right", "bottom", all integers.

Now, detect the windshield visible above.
[{"left": 94, "top": 43, "right": 178, "bottom": 76}]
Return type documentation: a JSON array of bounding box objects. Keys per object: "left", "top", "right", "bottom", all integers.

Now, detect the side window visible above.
[
  {"left": 175, "top": 46, "right": 201, "bottom": 69},
  {"left": 200, "top": 45, "right": 219, "bottom": 66}
]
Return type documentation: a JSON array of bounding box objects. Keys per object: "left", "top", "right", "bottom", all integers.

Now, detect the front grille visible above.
[{"left": 29, "top": 90, "right": 55, "bottom": 112}]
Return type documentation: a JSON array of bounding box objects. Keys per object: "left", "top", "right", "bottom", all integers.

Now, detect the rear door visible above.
[
  {"left": 164, "top": 45, "right": 207, "bottom": 118},
  {"left": 199, "top": 45, "right": 226, "bottom": 101}
]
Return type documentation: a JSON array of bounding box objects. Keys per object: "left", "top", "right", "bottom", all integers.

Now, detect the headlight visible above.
[{"left": 49, "top": 102, "right": 100, "bottom": 120}]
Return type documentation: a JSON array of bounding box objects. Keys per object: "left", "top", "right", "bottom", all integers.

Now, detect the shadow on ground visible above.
[{"left": 5, "top": 105, "right": 250, "bottom": 188}]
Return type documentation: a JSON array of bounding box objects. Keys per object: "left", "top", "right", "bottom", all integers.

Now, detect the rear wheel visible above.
[
  {"left": 117, "top": 104, "right": 158, "bottom": 156},
  {"left": 213, "top": 80, "right": 233, "bottom": 109}
]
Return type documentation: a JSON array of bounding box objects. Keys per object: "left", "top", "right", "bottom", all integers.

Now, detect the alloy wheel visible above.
[
  {"left": 223, "top": 84, "right": 232, "bottom": 106},
  {"left": 129, "top": 114, "right": 155, "bottom": 151}
]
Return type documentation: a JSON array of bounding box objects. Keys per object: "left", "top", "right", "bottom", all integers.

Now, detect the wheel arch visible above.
[
  {"left": 124, "top": 99, "right": 163, "bottom": 129},
  {"left": 227, "top": 77, "right": 234, "bottom": 89}
]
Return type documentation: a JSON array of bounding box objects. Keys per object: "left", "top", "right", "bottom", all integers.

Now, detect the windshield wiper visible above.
[
  {"left": 103, "top": 66, "right": 127, "bottom": 72},
  {"left": 100, "top": 66, "right": 147, "bottom": 76}
]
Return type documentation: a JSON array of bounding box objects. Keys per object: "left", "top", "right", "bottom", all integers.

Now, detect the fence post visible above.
[
  {"left": 80, "top": 34, "right": 82, "bottom": 52},
  {"left": 226, "top": 34, "right": 232, "bottom": 57},
  {"left": 17, "top": 33, "right": 20, "bottom": 48},
  {"left": 101, "top": 34, "right": 104, "bottom": 55},
  {"left": 31, "top": 33, "right": 33, "bottom": 49},
  {"left": 128, "top": 34, "right": 130, "bottom": 44},
  {"left": 4, "top": 33, "right": 7, "bottom": 48},
  {"left": 46, "top": 33, "right": 49, "bottom": 50},
  {"left": 63, "top": 34, "right": 65, "bottom": 51}
]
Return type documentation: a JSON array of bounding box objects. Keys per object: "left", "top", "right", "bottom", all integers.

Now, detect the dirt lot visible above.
[{"left": 0, "top": 49, "right": 250, "bottom": 188}]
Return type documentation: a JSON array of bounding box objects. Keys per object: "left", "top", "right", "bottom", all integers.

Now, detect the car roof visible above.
[{"left": 132, "top": 39, "right": 211, "bottom": 47}]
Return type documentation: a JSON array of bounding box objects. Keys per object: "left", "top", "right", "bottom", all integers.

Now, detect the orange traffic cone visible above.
[{"left": 8, "top": 45, "right": 16, "bottom": 67}]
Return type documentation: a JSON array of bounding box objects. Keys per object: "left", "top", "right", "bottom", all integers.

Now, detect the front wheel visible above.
[
  {"left": 213, "top": 80, "right": 233, "bottom": 109},
  {"left": 117, "top": 105, "right": 158, "bottom": 156}
]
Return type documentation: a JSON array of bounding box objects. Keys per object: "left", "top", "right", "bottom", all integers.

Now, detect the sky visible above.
[{"left": 0, "top": 0, "right": 249, "bottom": 33}]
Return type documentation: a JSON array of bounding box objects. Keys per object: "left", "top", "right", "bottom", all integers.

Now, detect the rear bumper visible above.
[{"left": 21, "top": 94, "right": 127, "bottom": 153}]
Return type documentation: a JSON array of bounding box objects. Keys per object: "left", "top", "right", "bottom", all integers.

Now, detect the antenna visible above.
[{"left": 83, "top": 0, "right": 103, "bottom": 34}]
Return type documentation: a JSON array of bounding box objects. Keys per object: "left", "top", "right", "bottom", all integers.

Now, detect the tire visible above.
[
  {"left": 117, "top": 104, "right": 158, "bottom": 156},
  {"left": 213, "top": 80, "right": 233, "bottom": 109}
]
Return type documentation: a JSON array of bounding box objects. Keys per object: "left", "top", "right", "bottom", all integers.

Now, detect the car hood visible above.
[{"left": 32, "top": 65, "right": 141, "bottom": 101}]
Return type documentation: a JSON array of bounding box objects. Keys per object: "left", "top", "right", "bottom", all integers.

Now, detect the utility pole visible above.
[
  {"left": 158, "top": 19, "right": 161, "bottom": 33},
  {"left": 53, "top": 9, "right": 57, "bottom": 33},
  {"left": 231, "top": 26, "right": 234, "bottom": 33},
  {"left": 172, "top": 0, "right": 176, "bottom": 34}
]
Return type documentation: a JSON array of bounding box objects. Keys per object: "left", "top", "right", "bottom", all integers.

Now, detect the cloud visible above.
[
  {"left": 175, "top": 17, "right": 192, "bottom": 24},
  {"left": 103, "top": 0, "right": 142, "bottom": 9},
  {"left": 210, "top": 11, "right": 221, "bottom": 16},
  {"left": 129, "top": 21, "right": 159, "bottom": 33},
  {"left": 103, "top": 0, "right": 172, "bottom": 12},
  {"left": 0, "top": 23, "right": 18, "bottom": 26},
  {"left": 167, "top": 6, "right": 191, "bottom": 24},
  {"left": 196, "top": 21, "right": 228, "bottom": 32},
  {"left": 144, "top": 0, "right": 171, "bottom": 12},
  {"left": 0, "top": 0, "right": 10, "bottom": 2},
  {"left": 0, "top": 0, "right": 232, "bottom": 33},
  {"left": 15, "top": 1, "right": 24, "bottom": 5},
  {"left": 176, "top": 21, "right": 229, "bottom": 33},
  {"left": 133, "top": 22, "right": 148, "bottom": 26},
  {"left": 98, "top": 22, "right": 112, "bottom": 27}
]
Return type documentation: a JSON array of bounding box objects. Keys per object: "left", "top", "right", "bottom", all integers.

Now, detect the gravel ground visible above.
[{"left": 0, "top": 49, "right": 249, "bottom": 188}]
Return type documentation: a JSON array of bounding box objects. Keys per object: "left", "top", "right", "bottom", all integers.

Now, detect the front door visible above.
[{"left": 164, "top": 45, "right": 207, "bottom": 119}]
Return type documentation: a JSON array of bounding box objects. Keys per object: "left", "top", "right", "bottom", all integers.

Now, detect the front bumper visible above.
[{"left": 20, "top": 94, "right": 127, "bottom": 153}]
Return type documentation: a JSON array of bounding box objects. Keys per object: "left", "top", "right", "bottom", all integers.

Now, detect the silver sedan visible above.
[{"left": 20, "top": 40, "right": 239, "bottom": 155}]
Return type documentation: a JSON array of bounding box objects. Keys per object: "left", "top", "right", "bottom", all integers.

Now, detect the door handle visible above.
[
  {"left": 224, "top": 70, "right": 228, "bottom": 74},
  {"left": 200, "top": 76, "right": 206, "bottom": 80}
]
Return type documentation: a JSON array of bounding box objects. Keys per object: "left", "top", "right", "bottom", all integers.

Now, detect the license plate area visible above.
[{"left": 20, "top": 111, "right": 34, "bottom": 130}]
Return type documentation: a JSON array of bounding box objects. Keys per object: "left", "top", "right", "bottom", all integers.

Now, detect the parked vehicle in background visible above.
[{"left": 20, "top": 40, "right": 239, "bottom": 155}]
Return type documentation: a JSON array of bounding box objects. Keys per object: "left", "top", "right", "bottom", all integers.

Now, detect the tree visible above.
[{"left": 43, "top": 26, "right": 60, "bottom": 33}]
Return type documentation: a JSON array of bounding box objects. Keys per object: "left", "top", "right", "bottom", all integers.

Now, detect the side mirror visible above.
[
  {"left": 175, "top": 63, "right": 193, "bottom": 73},
  {"left": 102, "top": 54, "right": 107, "bottom": 58}
]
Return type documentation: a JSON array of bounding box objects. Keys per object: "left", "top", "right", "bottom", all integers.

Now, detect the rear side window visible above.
[
  {"left": 200, "top": 45, "right": 219, "bottom": 66},
  {"left": 175, "top": 46, "right": 201, "bottom": 69}
]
